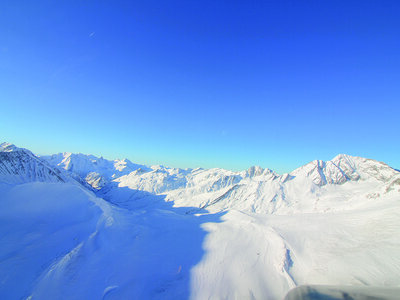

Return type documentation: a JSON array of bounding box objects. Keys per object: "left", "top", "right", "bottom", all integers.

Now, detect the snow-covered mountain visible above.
[
  {"left": 42, "top": 149, "right": 399, "bottom": 214},
  {"left": 0, "top": 143, "right": 68, "bottom": 185},
  {"left": 41, "top": 152, "right": 149, "bottom": 189},
  {"left": 1, "top": 143, "right": 399, "bottom": 300}
]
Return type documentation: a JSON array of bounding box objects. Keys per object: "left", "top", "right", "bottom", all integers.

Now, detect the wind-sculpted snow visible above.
[
  {"left": 0, "top": 182, "right": 225, "bottom": 299},
  {"left": 1, "top": 143, "right": 400, "bottom": 300}
]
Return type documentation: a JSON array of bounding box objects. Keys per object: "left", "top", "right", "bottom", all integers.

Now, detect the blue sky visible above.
[{"left": 1, "top": 0, "right": 399, "bottom": 173}]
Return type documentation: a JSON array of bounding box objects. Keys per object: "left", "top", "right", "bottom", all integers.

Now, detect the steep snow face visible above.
[
  {"left": 42, "top": 152, "right": 149, "bottom": 189},
  {"left": 330, "top": 154, "right": 360, "bottom": 180},
  {"left": 0, "top": 143, "right": 67, "bottom": 184},
  {"left": 244, "top": 165, "right": 277, "bottom": 178},
  {"left": 346, "top": 156, "right": 399, "bottom": 183},
  {"left": 0, "top": 143, "right": 21, "bottom": 152},
  {"left": 85, "top": 172, "right": 108, "bottom": 190},
  {"left": 290, "top": 154, "right": 398, "bottom": 187},
  {"left": 290, "top": 160, "right": 349, "bottom": 186}
]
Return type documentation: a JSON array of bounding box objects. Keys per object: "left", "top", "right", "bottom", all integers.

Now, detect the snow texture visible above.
[{"left": 1, "top": 143, "right": 399, "bottom": 300}]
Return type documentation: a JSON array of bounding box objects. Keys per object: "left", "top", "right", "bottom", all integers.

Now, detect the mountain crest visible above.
[{"left": 0, "top": 143, "right": 67, "bottom": 184}]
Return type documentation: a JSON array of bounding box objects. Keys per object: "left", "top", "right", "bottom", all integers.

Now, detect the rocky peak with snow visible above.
[
  {"left": 2, "top": 142, "right": 399, "bottom": 214},
  {"left": 0, "top": 143, "right": 67, "bottom": 184},
  {"left": 0, "top": 142, "right": 22, "bottom": 152},
  {"left": 41, "top": 152, "right": 149, "bottom": 189},
  {"left": 290, "top": 154, "right": 398, "bottom": 186}
]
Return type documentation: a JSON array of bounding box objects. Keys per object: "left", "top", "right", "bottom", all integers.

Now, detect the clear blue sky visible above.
[{"left": 1, "top": 0, "right": 399, "bottom": 173}]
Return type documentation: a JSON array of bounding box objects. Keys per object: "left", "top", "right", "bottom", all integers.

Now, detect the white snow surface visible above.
[
  {"left": 1, "top": 143, "right": 400, "bottom": 300},
  {"left": 41, "top": 152, "right": 149, "bottom": 189}
]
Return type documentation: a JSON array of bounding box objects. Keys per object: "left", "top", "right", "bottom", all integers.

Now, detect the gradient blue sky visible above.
[{"left": 1, "top": 0, "right": 399, "bottom": 173}]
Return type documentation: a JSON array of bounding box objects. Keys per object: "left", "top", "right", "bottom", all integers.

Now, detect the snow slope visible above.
[
  {"left": 1, "top": 143, "right": 400, "bottom": 300},
  {"left": 0, "top": 143, "right": 68, "bottom": 185},
  {"left": 190, "top": 197, "right": 400, "bottom": 299},
  {"left": 0, "top": 182, "right": 222, "bottom": 299}
]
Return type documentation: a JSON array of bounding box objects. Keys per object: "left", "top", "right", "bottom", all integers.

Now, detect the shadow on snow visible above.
[{"left": 92, "top": 183, "right": 226, "bottom": 300}]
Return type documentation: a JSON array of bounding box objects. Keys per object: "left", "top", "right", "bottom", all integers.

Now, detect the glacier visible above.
[{"left": 0, "top": 142, "right": 399, "bottom": 299}]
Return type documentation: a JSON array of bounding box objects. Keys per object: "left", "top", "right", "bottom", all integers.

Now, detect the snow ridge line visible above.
[
  {"left": 186, "top": 184, "right": 241, "bottom": 214},
  {"left": 27, "top": 242, "right": 84, "bottom": 299}
]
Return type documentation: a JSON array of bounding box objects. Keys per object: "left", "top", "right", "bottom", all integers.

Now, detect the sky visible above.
[{"left": 1, "top": 0, "right": 399, "bottom": 173}]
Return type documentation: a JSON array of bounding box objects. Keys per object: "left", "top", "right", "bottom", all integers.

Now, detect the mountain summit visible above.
[{"left": 0, "top": 143, "right": 67, "bottom": 184}]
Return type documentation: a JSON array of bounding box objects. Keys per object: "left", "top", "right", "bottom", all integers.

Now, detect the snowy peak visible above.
[
  {"left": 114, "top": 158, "right": 137, "bottom": 173},
  {"left": 332, "top": 154, "right": 399, "bottom": 183},
  {"left": 44, "top": 152, "right": 108, "bottom": 175},
  {"left": 0, "top": 143, "right": 67, "bottom": 184},
  {"left": 43, "top": 152, "right": 148, "bottom": 177},
  {"left": 291, "top": 154, "right": 398, "bottom": 186},
  {"left": 0, "top": 142, "right": 34, "bottom": 156},
  {"left": 245, "top": 166, "right": 278, "bottom": 179},
  {"left": 0, "top": 142, "right": 21, "bottom": 152},
  {"left": 331, "top": 154, "right": 360, "bottom": 181},
  {"left": 41, "top": 152, "right": 150, "bottom": 190},
  {"left": 246, "top": 166, "right": 264, "bottom": 177},
  {"left": 291, "top": 159, "right": 347, "bottom": 186},
  {"left": 3, "top": 143, "right": 399, "bottom": 215}
]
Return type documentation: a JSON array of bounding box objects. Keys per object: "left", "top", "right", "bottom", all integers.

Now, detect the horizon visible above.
[
  {"left": 1, "top": 1, "right": 399, "bottom": 173},
  {"left": 2, "top": 141, "right": 398, "bottom": 175}
]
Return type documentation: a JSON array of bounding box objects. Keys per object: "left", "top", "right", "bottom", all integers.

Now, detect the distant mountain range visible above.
[
  {"left": 2, "top": 142, "right": 399, "bottom": 214},
  {"left": 1, "top": 142, "right": 399, "bottom": 300}
]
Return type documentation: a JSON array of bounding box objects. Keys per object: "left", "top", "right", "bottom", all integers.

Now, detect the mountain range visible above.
[{"left": 0, "top": 142, "right": 399, "bottom": 299}]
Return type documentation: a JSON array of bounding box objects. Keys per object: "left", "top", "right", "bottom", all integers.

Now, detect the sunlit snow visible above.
[{"left": 1, "top": 142, "right": 399, "bottom": 299}]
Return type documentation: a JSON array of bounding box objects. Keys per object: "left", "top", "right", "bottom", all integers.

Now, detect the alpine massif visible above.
[{"left": 1, "top": 142, "right": 399, "bottom": 299}]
